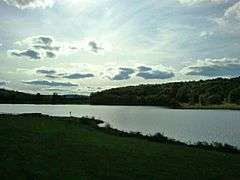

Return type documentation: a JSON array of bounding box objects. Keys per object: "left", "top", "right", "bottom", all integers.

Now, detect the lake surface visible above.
[{"left": 0, "top": 104, "right": 240, "bottom": 147}]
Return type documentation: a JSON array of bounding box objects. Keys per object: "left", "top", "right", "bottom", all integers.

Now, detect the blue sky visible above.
[{"left": 0, "top": 0, "right": 240, "bottom": 94}]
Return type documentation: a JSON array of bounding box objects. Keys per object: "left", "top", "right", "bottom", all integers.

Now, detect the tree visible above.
[
  {"left": 228, "top": 87, "right": 240, "bottom": 104},
  {"left": 34, "top": 93, "right": 41, "bottom": 103},
  {"left": 52, "top": 93, "right": 59, "bottom": 104},
  {"left": 176, "top": 86, "right": 189, "bottom": 103},
  {"left": 206, "top": 94, "right": 222, "bottom": 104}
]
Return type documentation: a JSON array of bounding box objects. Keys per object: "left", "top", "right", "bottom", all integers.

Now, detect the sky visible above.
[{"left": 0, "top": 0, "right": 240, "bottom": 95}]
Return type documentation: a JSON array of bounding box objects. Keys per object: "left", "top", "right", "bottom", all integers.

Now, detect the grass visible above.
[{"left": 0, "top": 114, "right": 240, "bottom": 179}]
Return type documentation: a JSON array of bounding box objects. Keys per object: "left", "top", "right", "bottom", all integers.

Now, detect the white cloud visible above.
[
  {"left": 10, "top": 49, "right": 42, "bottom": 59},
  {"left": 11, "top": 36, "right": 109, "bottom": 60},
  {"left": 200, "top": 31, "right": 214, "bottom": 38},
  {"left": 102, "top": 64, "right": 175, "bottom": 81},
  {"left": 224, "top": 1, "right": 240, "bottom": 22},
  {"left": 0, "top": 80, "right": 8, "bottom": 86},
  {"left": 110, "top": 68, "right": 135, "bottom": 81},
  {"left": 2, "top": 0, "right": 55, "bottom": 9},
  {"left": 213, "top": 1, "right": 240, "bottom": 34},
  {"left": 10, "top": 36, "right": 59, "bottom": 59},
  {"left": 177, "top": 0, "right": 227, "bottom": 5},
  {"left": 2, "top": 0, "right": 94, "bottom": 9}
]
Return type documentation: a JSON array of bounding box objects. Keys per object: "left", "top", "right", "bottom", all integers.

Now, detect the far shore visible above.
[
  {"left": 178, "top": 103, "right": 240, "bottom": 110},
  {"left": 0, "top": 102, "right": 240, "bottom": 110}
]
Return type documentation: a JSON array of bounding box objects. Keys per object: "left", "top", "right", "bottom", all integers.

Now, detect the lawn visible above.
[{"left": 0, "top": 114, "right": 239, "bottom": 179}]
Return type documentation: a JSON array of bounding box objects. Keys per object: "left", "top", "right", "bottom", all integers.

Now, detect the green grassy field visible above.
[{"left": 0, "top": 114, "right": 239, "bottom": 179}]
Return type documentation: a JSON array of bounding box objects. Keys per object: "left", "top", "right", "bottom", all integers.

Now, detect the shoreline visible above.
[
  {"left": 178, "top": 104, "right": 240, "bottom": 110},
  {"left": 1, "top": 103, "right": 239, "bottom": 111},
  {"left": 1, "top": 113, "right": 239, "bottom": 154}
]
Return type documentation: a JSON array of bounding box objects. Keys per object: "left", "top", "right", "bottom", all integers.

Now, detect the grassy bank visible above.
[{"left": 0, "top": 114, "right": 240, "bottom": 179}]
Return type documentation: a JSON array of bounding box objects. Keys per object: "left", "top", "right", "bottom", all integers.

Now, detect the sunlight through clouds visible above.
[
  {"left": 1, "top": 0, "right": 93, "bottom": 9},
  {"left": 2, "top": 0, "right": 55, "bottom": 9},
  {"left": 1, "top": 0, "right": 240, "bottom": 93}
]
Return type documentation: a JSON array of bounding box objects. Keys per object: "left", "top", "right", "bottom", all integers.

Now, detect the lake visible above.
[{"left": 0, "top": 104, "right": 240, "bottom": 147}]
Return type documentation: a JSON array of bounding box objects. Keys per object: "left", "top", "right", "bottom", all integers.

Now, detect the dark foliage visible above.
[
  {"left": 228, "top": 87, "right": 240, "bottom": 104},
  {"left": 0, "top": 89, "right": 89, "bottom": 104},
  {"left": 90, "top": 77, "right": 240, "bottom": 107}
]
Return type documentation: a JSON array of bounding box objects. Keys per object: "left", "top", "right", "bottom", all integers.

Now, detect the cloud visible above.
[
  {"left": 31, "top": 36, "right": 60, "bottom": 51},
  {"left": 46, "top": 51, "right": 56, "bottom": 58},
  {"left": 111, "top": 68, "right": 135, "bottom": 81},
  {"left": 136, "top": 65, "right": 175, "bottom": 80},
  {"left": 137, "top": 71, "right": 175, "bottom": 79},
  {"left": 223, "top": 1, "right": 240, "bottom": 23},
  {"left": 36, "top": 68, "right": 95, "bottom": 79},
  {"left": 45, "top": 75, "right": 58, "bottom": 79},
  {"left": 104, "top": 64, "right": 175, "bottom": 81},
  {"left": 33, "top": 45, "right": 60, "bottom": 51},
  {"left": 63, "top": 73, "right": 95, "bottom": 79},
  {"left": 0, "top": 81, "right": 7, "bottom": 86},
  {"left": 33, "top": 36, "right": 53, "bottom": 45},
  {"left": 200, "top": 31, "right": 214, "bottom": 38},
  {"left": 215, "top": 1, "right": 240, "bottom": 32},
  {"left": 2, "top": 0, "right": 93, "bottom": 9},
  {"left": 10, "top": 36, "right": 59, "bottom": 59},
  {"left": 177, "top": 0, "right": 226, "bottom": 5},
  {"left": 184, "top": 58, "right": 240, "bottom": 77},
  {"left": 138, "top": 66, "right": 153, "bottom": 72},
  {"left": 36, "top": 69, "right": 56, "bottom": 75},
  {"left": 59, "top": 39, "right": 105, "bottom": 54},
  {"left": 2, "top": 0, "right": 55, "bottom": 9},
  {"left": 10, "top": 49, "right": 41, "bottom": 59},
  {"left": 88, "top": 41, "right": 104, "bottom": 53},
  {"left": 11, "top": 36, "right": 106, "bottom": 60},
  {"left": 23, "top": 80, "right": 78, "bottom": 87}
]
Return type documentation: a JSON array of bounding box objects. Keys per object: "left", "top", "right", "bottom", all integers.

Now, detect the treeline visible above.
[
  {"left": 0, "top": 89, "right": 89, "bottom": 104},
  {"left": 90, "top": 77, "right": 240, "bottom": 108}
]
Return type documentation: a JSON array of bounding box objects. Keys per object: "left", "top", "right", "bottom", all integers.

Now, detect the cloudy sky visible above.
[{"left": 0, "top": 0, "right": 240, "bottom": 94}]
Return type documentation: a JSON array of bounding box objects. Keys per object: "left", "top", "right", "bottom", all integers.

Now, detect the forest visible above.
[
  {"left": 1, "top": 77, "right": 240, "bottom": 107},
  {"left": 0, "top": 89, "right": 89, "bottom": 104},
  {"left": 90, "top": 77, "right": 240, "bottom": 108}
]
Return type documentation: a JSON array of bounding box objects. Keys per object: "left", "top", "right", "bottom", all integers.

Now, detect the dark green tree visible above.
[{"left": 228, "top": 87, "right": 240, "bottom": 104}]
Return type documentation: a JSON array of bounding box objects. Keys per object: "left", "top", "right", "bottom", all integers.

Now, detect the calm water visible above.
[{"left": 0, "top": 104, "right": 240, "bottom": 147}]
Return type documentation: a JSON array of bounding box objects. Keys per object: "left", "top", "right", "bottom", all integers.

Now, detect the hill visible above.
[
  {"left": 0, "top": 89, "right": 89, "bottom": 104},
  {"left": 90, "top": 77, "right": 240, "bottom": 109}
]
